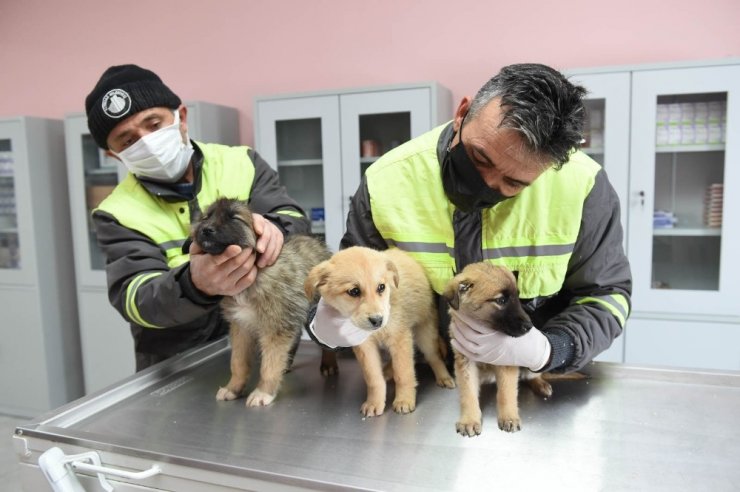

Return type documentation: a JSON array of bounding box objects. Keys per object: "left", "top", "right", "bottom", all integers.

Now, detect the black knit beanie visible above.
[{"left": 85, "top": 64, "right": 181, "bottom": 149}]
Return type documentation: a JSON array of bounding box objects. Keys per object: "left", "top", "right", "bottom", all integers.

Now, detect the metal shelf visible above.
[
  {"left": 656, "top": 143, "right": 725, "bottom": 153},
  {"left": 277, "top": 158, "right": 322, "bottom": 167},
  {"left": 653, "top": 226, "right": 721, "bottom": 236}
]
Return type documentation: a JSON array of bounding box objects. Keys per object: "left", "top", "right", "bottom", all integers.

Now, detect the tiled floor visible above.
[{"left": 1, "top": 414, "right": 27, "bottom": 491}]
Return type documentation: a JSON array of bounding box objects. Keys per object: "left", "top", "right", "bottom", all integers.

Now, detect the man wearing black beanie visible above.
[{"left": 86, "top": 64, "right": 310, "bottom": 370}]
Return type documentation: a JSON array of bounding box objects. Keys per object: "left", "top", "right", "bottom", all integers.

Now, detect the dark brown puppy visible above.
[
  {"left": 443, "top": 262, "right": 552, "bottom": 436},
  {"left": 192, "top": 197, "right": 336, "bottom": 407}
]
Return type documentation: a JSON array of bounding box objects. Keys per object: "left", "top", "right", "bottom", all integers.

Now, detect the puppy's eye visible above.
[
  {"left": 377, "top": 284, "right": 385, "bottom": 294},
  {"left": 492, "top": 296, "right": 508, "bottom": 306},
  {"left": 347, "top": 287, "right": 361, "bottom": 297}
]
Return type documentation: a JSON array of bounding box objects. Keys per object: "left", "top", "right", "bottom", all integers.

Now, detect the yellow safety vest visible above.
[
  {"left": 367, "top": 125, "right": 600, "bottom": 299},
  {"left": 96, "top": 142, "right": 256, "bottom": 269}
]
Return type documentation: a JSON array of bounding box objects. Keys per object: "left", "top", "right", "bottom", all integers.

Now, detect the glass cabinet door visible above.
[
  {"left": 254, "top": 96, "right": 342, "bottom": 249},
  {"left": 339, "top": 88, "right": 432, "bottom": 222},
  {"left": 0, "top": 138, "right": 20, "bottom": 271},
  {"left": 567, "top": 72, "right": 631, "bottom": 363},
  {"left": 82, "top": 133, "right": 124, "bottom": 271},
  {"left": 629, "top": 65, "right": 740, "bottom": 316},
  {"left": 65, "top": 114, "right": 127, "bottom": 287},
  {"left": 568, "top": 72, "right": 631, "bottom": 233}
]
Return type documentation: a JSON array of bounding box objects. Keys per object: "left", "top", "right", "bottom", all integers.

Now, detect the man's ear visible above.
[
  {"left": 452, "top": 96, "right": 472, "bottom": 134},
  {"left": 178, "top": 104, "right": 189, "bottom": 138}
]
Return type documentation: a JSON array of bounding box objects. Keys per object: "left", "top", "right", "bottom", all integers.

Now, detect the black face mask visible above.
[{"left": 442, "top": 114, "right": 510, "bottom": 213}]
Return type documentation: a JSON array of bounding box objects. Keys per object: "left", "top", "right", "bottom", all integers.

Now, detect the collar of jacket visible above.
[
  {"left": 137, "top": 140, "right": 203, "bottom": 202},
  {"left": 436, "top": 121, "right": 455, "bottom": 165}
]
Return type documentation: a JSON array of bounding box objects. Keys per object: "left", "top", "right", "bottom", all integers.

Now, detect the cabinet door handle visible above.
[{"left": 638, "top": 190, "right": 645, "bottom": 207}]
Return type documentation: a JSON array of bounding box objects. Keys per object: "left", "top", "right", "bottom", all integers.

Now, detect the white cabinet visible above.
[
  {"left": 254, "top": 82, "right": 452, "bottom": 250},
  {"left": 628, "top": 64, "right": 740, "bottom": 318},
  {"left": 565, "top": 72, "right": 631, "bottom": 364},
  {"left": 64, "top": 102, "right": 239, "bottom": 393},
  {"left": 625, "top": 64, "right": 740, "bottom": 371},
  {"left": 0, "top": 116, "right": 84, "bottom": 417},
  {"left": 570, "top": 61, "right": 740, "bottom": 371}
]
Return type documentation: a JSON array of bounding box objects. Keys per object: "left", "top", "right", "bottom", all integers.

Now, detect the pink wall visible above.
[{"left": 1, "top": 0, "right": 739, "bottom": 146}]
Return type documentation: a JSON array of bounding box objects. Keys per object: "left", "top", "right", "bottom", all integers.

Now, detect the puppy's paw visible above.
[
  {"left": 320, "top": 362, "right": 338, "bottom": 377},
  {"left": 361, "top": 401, "right": 385, "bottom": 417},
  {"left": 216, "top": 386, "right": 240, "bottom": 401},
  {"left": 320, "top": 351, "right": 338, "bottom": 377},
  {"left": 246, "top": 389, "right": 276, "bottom": 407},
  {"left": 436, "top": 375, "right": 456, "bottom": 389},
  {"left": 528, "top": 377, "right": 553, "bottom": 398},
  {"left": 392, "top": 398, "right": 416, "bottom": 414},
  {"left": 497, "top": 415, "right": 522, "bottom": 433},
  {"left": 456, "top": 420, "right": 482, "bottom": 437}
]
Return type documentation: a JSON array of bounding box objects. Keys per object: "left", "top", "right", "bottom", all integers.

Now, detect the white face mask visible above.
[{"left": 113, "top": 110, "right": 194, "bottom": 183}]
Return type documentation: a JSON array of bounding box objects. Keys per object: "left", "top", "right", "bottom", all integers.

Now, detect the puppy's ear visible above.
[
  {"left": 386, "top": 259, "right": 400, "bottom": 288},
  {"left": 304, "top": 260, "right": 331, "bottom": 300},
  {"left": 443, "top": 280, "right": 461, "bottom": 311}
]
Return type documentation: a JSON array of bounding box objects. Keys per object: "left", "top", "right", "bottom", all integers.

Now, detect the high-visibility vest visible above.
[
  {"left": 367, "top": 125, "right": 600, "bottom": 300},
  {"left": 96, "top": 142, "right": 256, "bottom": 270}
]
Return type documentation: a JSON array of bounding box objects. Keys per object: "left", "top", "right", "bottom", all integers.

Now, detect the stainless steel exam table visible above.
[{"left": 12, "top": 338, "right": 740, "bottom": 491}]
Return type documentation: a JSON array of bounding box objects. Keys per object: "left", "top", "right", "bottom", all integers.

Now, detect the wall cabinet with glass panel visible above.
[
  {"left": 567, "top": 61, "right": 740, "bottom": 370},
  {"left": 254, "top": 82, "right": 452, "bottom": 250},
  {"left": 626, "top": 63, "right": 740, "bottom": 370},
  {"left": 64, "top": 102, "right": 239, "bottom": 393},
  {"left": 563, "top": 71, "right": 631, "bottom": 363},
  {"left": 0, "top": 116, "right": 83, "bottom": 417}
]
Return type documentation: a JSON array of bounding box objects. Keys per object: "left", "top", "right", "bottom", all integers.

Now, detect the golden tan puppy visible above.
[
  {"left": 305, "top": 246, "right": 455, "bottom": 417},
  {"left": 192, "top": 198, "right": 337, "bottom": 407},
  {"left": 443, "top": 263, "right": 553, "bottom": 436}
]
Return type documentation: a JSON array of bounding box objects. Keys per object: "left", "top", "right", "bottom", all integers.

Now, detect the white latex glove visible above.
[
  {"left": 309, "top": 298, "right": 372, "bottom": 349},
  {"left": 449, "top": 311, "right": 551, "bottom": 371}
]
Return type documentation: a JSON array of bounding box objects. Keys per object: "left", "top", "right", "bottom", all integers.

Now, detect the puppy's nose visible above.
[
  {"left": 368, "top": 315, "right": 383, "bottom": 328},
  {"left": 200, "top": 226, "right": 214, "bottom": 238}
]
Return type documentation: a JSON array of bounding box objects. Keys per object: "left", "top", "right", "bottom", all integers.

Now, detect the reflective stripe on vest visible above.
[
  {"left": 367, "top": 125, "right": 600, "bottom": 299},
  {"left": 96, "top": 142, "right": 256, "bottom": 326},
  {"left": 126, "top": 272, "right": 164, "bottom": 328},
  {"left": 575, "top": 293, "right": 630, "bottom": 328}
]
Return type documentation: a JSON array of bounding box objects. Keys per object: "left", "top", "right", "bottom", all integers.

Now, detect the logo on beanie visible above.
[{"left": 101, "top": 89, "right": 132, "bottom": 119}]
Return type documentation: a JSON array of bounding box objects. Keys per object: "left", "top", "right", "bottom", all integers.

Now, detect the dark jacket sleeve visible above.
[
  {"left": 339, "top": 175, "right": 388, "bottom": 250},
  {"left": 247, "top": 148, "right": 310, "bottom": 236},
  {"left": 536, "top": 168, "right": 632, "bottom": 372},
  {"left": 92, "top": 210, "right": 222, "bottom": 328}
]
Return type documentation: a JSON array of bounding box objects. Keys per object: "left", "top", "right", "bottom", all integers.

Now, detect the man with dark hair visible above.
[
  {"left": 86, "top": 64, "right": 309, "bottom": 370},
  {"left": 307, "top": 63, "right": 631, "bottom": 374}
]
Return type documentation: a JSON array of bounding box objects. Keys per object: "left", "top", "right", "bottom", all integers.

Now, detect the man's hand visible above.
[
  {"left": 189, "top": 242, "right": 258, "bottom": 297},
  {"left": 449, "top": 311, "right": 552, "bottom": 371},
  {"left": 252, "top": 213, "right": 284, "bottom": 268}
]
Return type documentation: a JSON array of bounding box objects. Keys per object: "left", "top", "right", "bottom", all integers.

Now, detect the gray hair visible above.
[{"left": 468, "top": 63, "right": 587, "bottom": 169}]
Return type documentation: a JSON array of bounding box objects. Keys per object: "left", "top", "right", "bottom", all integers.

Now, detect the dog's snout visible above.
[
  {"left": 200, "top": 226, "right": 215, "bottom": 238},
  {"left": 368, "top": 315, "right": 383, "bottom": 328}
]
